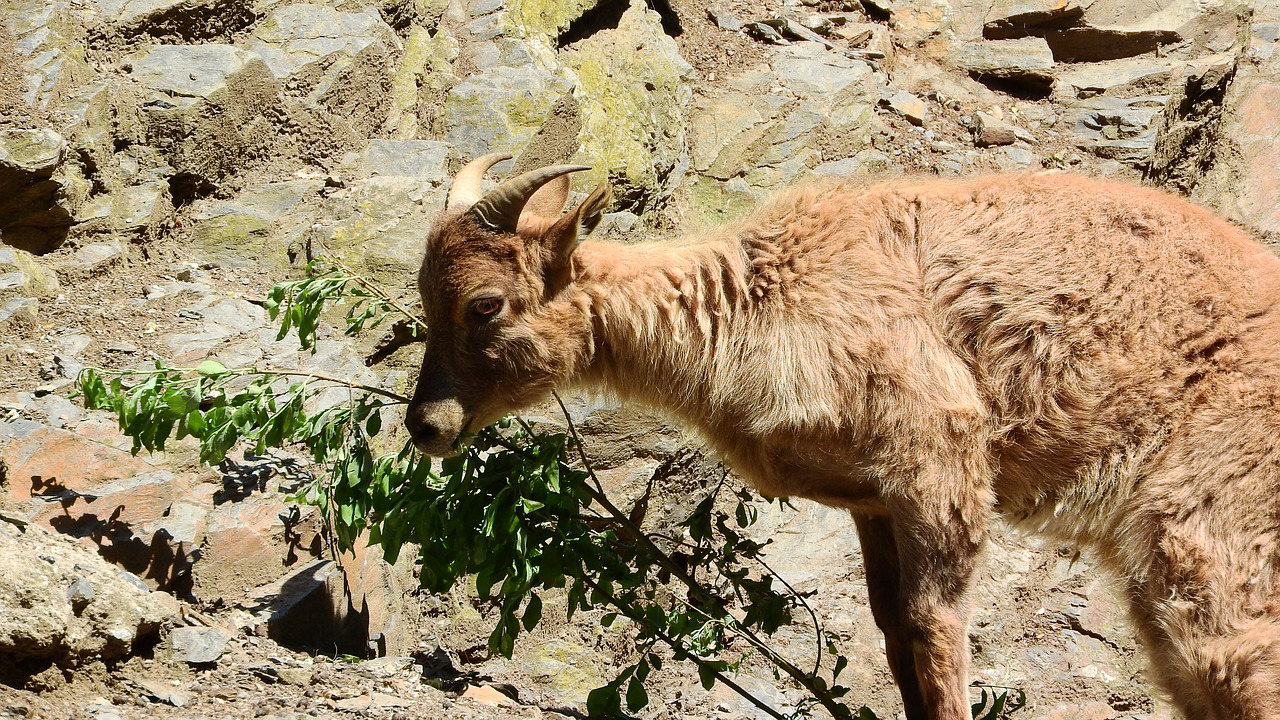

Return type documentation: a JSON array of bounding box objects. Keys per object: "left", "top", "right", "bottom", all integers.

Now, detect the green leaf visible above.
[
  {"left": 697, "top": 662, "right": 717, "bottom": 691},
  {"left": 522, "top": 593, "right": 543, "bottom": 632},
  {"left": 625, "top": 676, "right": 648, "bottom": 712},
  {"left": 195, "top": 360, "right": 229, "bottom": 377},
  {"left": 586, "top": 685, "right": 619, "bottom": 718}
]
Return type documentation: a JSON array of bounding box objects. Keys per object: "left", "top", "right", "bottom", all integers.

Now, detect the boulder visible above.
[
  {"left": 243, "top": 4, "right": 398, "bottom": 137},
  {"left": 186, "top": 179, "right": 321, "bottom": 268},
  {"left": 563, "top": 1, "right": 694, "bottom": 212},
  {"left": 688, "top": 42, "right": 877, "bottom": 220},
  {"left": 385, "top": 26, "right": 460, "bottom": 140},
  {"left": 971, "top": 110, "right": 1019, "bottom": 147},
  {"left": 0, "top": 246, "right": 60, "bottom": 300},
  {"left": 3, "top": 0, "right": 98, "bottom": 111},
  {"left": 442, "top": 43, "right": 573, "bottom": 165},
  {"left": 0, "top": 517, "right": 178, "bottom": 678},
  {"left": 950, "top": 37, "right": 1055, "bottom": 93},
  {"left": 984, "top": 0, "right": 1087, "bottom": 39},
  {"left": 0, "top": 128, "right": 74, "bottom": 253},
  {"left": 1149, "top": 16, "right": 1280, "bottom": 238}
]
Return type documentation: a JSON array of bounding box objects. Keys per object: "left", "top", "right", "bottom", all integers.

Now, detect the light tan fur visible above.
[{"left": 407, "top": 169, "right": 1280, "bottom": 720}]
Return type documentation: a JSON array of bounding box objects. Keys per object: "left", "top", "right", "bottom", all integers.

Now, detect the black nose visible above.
[{"left": 405, "top": 409, "right": 439, "bottom": 446}]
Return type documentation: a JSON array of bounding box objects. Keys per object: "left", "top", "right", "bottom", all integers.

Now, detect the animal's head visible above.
[{"left": 405, "top": 153, "right": 612, "bottom": 455}]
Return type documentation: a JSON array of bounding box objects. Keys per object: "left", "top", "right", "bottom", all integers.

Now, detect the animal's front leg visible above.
[
  {"left": 853, "top": 514, "right": 929, "bottom": 720},
  {"left": 884, "top": 482, "right": 988, "bottom": 720}
]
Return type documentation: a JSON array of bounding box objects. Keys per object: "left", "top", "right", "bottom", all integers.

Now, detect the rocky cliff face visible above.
[{"left": 1, "top": 0, "right": 1278, "bottom": 718}]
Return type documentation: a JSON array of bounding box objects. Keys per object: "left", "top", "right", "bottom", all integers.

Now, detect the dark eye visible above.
[{"left": 470, "top": 297, "right": 503, "bottom": 318}]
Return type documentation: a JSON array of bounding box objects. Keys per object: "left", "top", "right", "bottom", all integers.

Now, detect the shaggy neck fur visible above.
[{"left": 574, "top": 232, "right": 755, "bottom": 432}]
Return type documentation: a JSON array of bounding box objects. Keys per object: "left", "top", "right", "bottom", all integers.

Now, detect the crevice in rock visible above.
[
  {"left": 168, "top": 172, "right": 219, "bottom": 209},
  {"left": 556, "top": 0, "right": 630, "bottom": 49},
  {"left": 968, "top": 74, "right": 1054, "bottom": 101},
  {"left": 650, "top": 0, "right": 683, "bottom": 38},
  {"left": 983, "top": 12, "right": 1081, "bottom": 41},
  {"left": 88, "top": 0, "right": 260, "bottom": 52},
  {"left": 858, "top": 0, "right": 891, "bottom": 24},
  {"left": 1042, "top": 28, "right": 1181, "bottom": 63},
  {"left": 556, "top": 0, "right": 682, "bottom": 49},
  {"left": 984, "top": 13, "right": 1180, "bottom": 63}
]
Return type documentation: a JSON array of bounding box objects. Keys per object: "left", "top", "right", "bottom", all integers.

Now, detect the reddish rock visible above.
[{"left": 0, "top": 419, "right": 159, "bottom": 502}]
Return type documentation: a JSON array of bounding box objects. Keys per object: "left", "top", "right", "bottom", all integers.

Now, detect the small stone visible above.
[
  {"left": 461, "top": 685, "right": 514, "bottom": 706},
  {"left": 360, "top": 655, "right": 415, "bottom": 678},
  {"left": 971, "top": 111, "right": 1019, "bottom": 147},
  {"left": 169, "top": 626, "right": 233, "bottom": 664},
  {"left": 67, "top": 576, "right": 94, "bottom": 612},
  {"left": 882, "top": 90, "right": 928, "bottom": 126},
  {"left": 276, "top": 667, "right": 314, "bottom": 686},
  {"left": 707, "top": 7, "right": 742, "bottom": 32},
  {"left": 744, "top": 21, "right": 786, "bottom": 44}
]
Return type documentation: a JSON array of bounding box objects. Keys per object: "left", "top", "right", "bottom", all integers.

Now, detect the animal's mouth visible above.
[{"left": 409, "top": 414, "right": 475, "bottom": 457}]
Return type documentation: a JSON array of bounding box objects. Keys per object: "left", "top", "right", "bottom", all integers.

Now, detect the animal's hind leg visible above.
[
  {"left": 878, "top": 453, "right": 991, "bottom": 720},
  {"left": 854, "top": 514, "right": 930, "bottom": 720},
  {"left": 1173, "top": 620, "right": 1280, "bottom": 720}
]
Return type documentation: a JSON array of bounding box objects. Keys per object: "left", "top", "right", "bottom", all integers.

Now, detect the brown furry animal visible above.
[{"left": 406, "top": 153, "right": 1280, "bottom": 720}]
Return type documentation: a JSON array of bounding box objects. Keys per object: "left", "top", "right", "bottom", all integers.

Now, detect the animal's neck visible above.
[{"left": 573, "top": 234, "right": 751, "bottom": 427}]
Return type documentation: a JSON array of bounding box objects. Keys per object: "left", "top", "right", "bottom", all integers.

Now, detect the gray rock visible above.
[
  {"left": 130, "top": 44, "right": 263, "bottom": 109},
  {"left": 0, "top": 247, "right": 60, "bottom": 299},
  {"left": 0, "top": 297, "right": 38, "bottom": 330},
  {"left": 57, "top": 241, "right": 127, "bottom": 278},
  {"left": 164, "top": 296, "right": 268, "bottom": 357},
  {"left": 130, "top": 45, "right": 288, "bottom": 193},
  {"left": 0, "top": 129, "right": 65, "bottom": 178},
  {"left": 1148, "top": 16, "right": 1280, "bottom": 238},
  {"left": 1055, "top": 56, "right": 1183, "bottom": 98},
  {"left": 560, "top": 4, "right": 694, "bottom": 212},
  {"left": 1067, "top": 95, "right": 1168, "bottom": 139},
  {"left": 772, "top": 42, "right": 873, "bottom": 98},
  {"left": 0, "top": 129, "right": 74, "bottom": 254},
  {"left": 187, "top": 180, "right": 320, "bottom": 268},
  {"left": 985, "top": 0, "right": 1087, "bottom": 36},
  {"left": 971, "top": 111, "right": 1019, "bottom": 147},
  {"left": 4, "top": 0, "right": 97, "bottom": 110},
  {"left": 168, "top": 625, "right": 233, "bottom": 664},
  {"left": 67, "top": 576, "right": 95, "bottom": 611},
  {"left": 244, "top": 4, "right": 394, "bottom": 82},
  {"left": 309, "top": 176, "right": 447, "bottom": 287},
  {"left": 950, "top": 38, "right": 1055, "bottom": 91},
  {"left": 707, "top": 7, "right": 743, "bottom": 32},
  {"left": 744, "top": 21, "right": 787, "bottom": 44},
  {"left": 344, "top": 140, "right": 451, "bottom": 181},
  {"left": 74, "top": 182, "right": 172, "bottom": 240},
  {"left": 0, "top": 519, "right": 177, "bottom": 667},
  {"left": 882, "top": 89, "right": 928, "bottom": 126},
  {"left": 443, "top": 63, "right": 573, "bottom": 162},
  {"left": 997, "top": 145, "right": 1038, "bottom": 167},
  {"left": 243, "top": 3, "right": 398, "bottom": 138}
]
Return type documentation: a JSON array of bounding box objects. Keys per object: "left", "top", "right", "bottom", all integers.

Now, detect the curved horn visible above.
[
  {"left": 469, "top": 165, "right": 591, "bottom": 233},
  {"left": 446, "top": 152, "right": 512, "bottom": 211}
]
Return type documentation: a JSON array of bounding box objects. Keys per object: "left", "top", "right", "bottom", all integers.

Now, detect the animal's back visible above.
[
  {"left": 891, "top": 174, "right": 1280, "bottom": 558},
  {"left": 736, "top": 172, "right": 1280, "bottom": 540}
]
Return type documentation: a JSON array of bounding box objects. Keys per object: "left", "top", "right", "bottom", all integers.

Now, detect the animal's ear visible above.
[
  {"left": 577, "top": 182, "right": 612, "bottom": 235},
  {"left": 521, "top": 174, "right": 571, "bottom": 221},
  {"left": 543, "top": 182, "right": 612, "bottom": 290}
]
